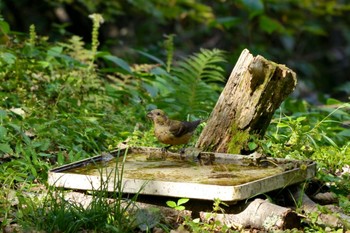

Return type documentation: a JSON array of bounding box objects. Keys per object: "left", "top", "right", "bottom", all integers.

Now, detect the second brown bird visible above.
[{"left": 147, "top": 109, "right": 201, "bottom": 150}]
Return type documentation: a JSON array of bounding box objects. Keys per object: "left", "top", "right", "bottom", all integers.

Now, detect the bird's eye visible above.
[{"left": 156, "top": 112, "right": 160, "bottom": 115}]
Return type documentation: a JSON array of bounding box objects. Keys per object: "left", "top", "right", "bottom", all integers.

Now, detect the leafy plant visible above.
[
  {"left": 212, "top": 198, "right": 229, "bottom": 214},
  {"left": 263, "top": 100, "right": 350, "bottom": 162},
  {"left": 166, "top": 198, "right": 189, "bottom": 211}
]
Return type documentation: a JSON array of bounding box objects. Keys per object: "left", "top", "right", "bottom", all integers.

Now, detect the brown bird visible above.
[{"left": 147, "top": 109, "right": 201, "bottom": 151}]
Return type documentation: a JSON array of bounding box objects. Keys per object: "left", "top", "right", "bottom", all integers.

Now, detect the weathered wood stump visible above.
[{"left": 196, "top": 49, "right": 297, "bottom": 153}]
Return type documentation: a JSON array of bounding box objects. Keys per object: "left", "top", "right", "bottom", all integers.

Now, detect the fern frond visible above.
[{"left": 162, "top": 48, "right": 227, "bottom": 118}]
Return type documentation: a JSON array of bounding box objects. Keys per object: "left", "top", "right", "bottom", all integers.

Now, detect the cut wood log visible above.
[
  {"left": 199, "top": 198, "right": 300, "bottom": 231},
  {"left": 196, "top": 49, "right": 297, "bottom": 153}
]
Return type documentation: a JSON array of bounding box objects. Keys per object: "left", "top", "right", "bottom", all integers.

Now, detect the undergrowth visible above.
[
  {"left": 17, "top": 149, "right": 142, "bottom": 233},
  {"left": 0, "top": 14, "right": 226, "bottom": 232},
  {"left": 0, "top": 12, "right": 350, "bottom": 232}
]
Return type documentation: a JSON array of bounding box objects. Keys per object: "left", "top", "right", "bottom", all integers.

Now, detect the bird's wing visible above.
[{"left": 169, "top": 120, "right": 201, "bottom": 137}]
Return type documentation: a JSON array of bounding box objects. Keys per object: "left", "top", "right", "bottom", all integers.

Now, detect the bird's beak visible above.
[{"left": 146, "top": 112, "right": 153, "bottom": 119}]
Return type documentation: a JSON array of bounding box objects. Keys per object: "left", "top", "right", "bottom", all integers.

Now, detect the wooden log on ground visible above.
[
  {"left": 196, "top": 49, "right": 297, "bottom": 153},
  {"left": 199, "top": 198, "right": 300, "bottom": 231},
  {"left": 291, "top": 187, "right": 350, "bottom": 229}
]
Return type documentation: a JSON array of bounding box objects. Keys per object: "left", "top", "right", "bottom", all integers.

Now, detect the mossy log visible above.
[{"left": 196, "top": 49, "right": 297, "bottom": 153}]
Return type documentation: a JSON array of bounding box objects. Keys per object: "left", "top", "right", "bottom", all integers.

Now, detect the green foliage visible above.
[
  {"left": 212, "top": 198, "right": 229, "bottom": 214},
  {"left": 17, "top": 150, "right": 141, "bottom": 233},
  {"left": 147, "top": 48, "right": 227, "bottom": 119},
  {"left": 0, "top": 7, "right": 349, "bottom": 231},
  {"left": 133, "top": 207, "right": 163, "bottom": 232},
  {"left": 166, "top": 198, "right": 189, "bottom": 211},
  {"left": 0, "top": 16, "right": 228, "bottom": 231},
  {"left": 100, "top": 46, "right": 227, "bottom": 119},
  {"left": 2, "top": 0, "right": 350, "bottom": 96},
  {"left": 263, "top": 98, "right": 350, "bottom": 230},
  {"left": 178, "top": 198, "right": 234, "bottom": 233},
  {"left": 0, "top": 22, "right": 130, "bottom": 188},
  {"left": 263, "top": 99, "right": 350, "bottom": 163}
]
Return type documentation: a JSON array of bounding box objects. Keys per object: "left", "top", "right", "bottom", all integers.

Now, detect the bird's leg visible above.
[
  {"left": 179, "top": 145, "right": 187, "bottom": 156},
  {"left": 161, "top": 145, "right": 172, "bottom": 153}
]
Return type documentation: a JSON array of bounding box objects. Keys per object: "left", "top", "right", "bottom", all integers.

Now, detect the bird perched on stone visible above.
[{"left": 147, "top": 109, "right": 201, "bottom": 151}]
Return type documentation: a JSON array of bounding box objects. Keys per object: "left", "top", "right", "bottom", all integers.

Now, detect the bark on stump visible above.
[{"left": 196, "top": 48, "right": 297, "bottom": 153}]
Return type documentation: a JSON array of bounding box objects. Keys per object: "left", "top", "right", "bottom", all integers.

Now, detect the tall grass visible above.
[{"left": 17, "top": 149, "right": 142, "bottom": 233}]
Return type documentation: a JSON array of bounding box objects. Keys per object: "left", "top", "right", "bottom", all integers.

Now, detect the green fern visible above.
[
  {"left": 156, "top": 48, "right": 227, "bottom": 118},
  {"left": 110, "top": 48, "right": 227, "bottom": 119}
]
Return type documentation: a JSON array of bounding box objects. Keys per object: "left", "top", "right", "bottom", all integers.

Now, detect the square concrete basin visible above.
[{"left": 48, "top": 147, "right": 316, "bottom": 201}]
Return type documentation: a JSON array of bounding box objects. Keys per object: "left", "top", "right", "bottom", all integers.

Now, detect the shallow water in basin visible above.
[{"left": 66, "top": 152, "right": 286, "bottom": 186}]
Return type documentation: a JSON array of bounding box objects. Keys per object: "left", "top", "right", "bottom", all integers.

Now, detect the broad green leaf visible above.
[
  {"left": 0, "top": 143, "right": 13, "bottom": 154},
  {"left": 175, "top": 206, "right": 185, "bottom": 211},
  {"left": 137, "top": 50, "right": 165, "bottom": 66},
  {"left": 0, "top": 126, "right": 7, "bottom": 140},
  {"left": 322, "top": 134, "right": 338, "bottom": 147},
  {"left": 177, "top": 198, "right": 189, "bottom": 206},
  {"left": 0, "top": 20, "right": 10, "bottom": 34},
  {"left": 166, "top": 200, "right": 176, "bottom": 208},
  {"left": 0, "top": 52, "right": 16, "bottom": 64},
  {"left": 296, "top": 116, "right": 306, "bottom": 122},
  {"left": 0, "top": 109, "right": 7, "bottom": 120},
  {"left": 338, "top": 129, "right": 350, "bottom": 137},
  {"left": 248, "top": 142, "right": 258, "bottom": 150},
  {"left": 326, "top": 98, "right": 342, "bottom": 105},
  {"left": 102, "top": 54, "right": 132, "bottom": 73},
  {"left": 192, "top": 218, "right": 200, "bottom": 223},
  {"left": 276, "top": 122, "right": 289, "bottom": 128},
  {"left": 38, "top": 61, "right": 50, "bottom": 68},
  {"left": 134, "top": 208, "right": 162, "bottom": 231},
  {"left": 47, "top": 46, "right": 63, "bottom": 57}
]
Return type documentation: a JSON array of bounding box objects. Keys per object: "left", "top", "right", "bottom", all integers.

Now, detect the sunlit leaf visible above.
[
  {"left": 166, "top": 200, "right": 176, "bottom": 208},
  {"left": 177, "top": 198, "right": 189, "bottom": 206},
  {"left": 175, "top": 206, "right": 185, "bottom": 211}
]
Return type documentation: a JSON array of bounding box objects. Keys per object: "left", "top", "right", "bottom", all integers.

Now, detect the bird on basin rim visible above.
[{"left": 146, "top": 109, "right": 201, "bottom": 152}]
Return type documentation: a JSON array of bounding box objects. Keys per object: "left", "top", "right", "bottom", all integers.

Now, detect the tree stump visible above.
[{"left": 196, "top": 49, "right": 297, "bottom": 153}]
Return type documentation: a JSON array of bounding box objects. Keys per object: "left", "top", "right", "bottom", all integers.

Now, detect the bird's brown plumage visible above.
[{"left": 147, "top": 109, "right": 201, "bottom": 148}]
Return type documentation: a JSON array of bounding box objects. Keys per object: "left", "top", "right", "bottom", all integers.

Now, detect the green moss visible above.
[
  {"left": 227, "top": 123, "right": 250, "bottom": 154},
  {"left": 212, "top": 164, "right": 241, "bottom": 172}
]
